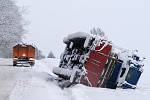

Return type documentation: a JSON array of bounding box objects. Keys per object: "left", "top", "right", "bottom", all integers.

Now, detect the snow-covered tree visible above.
[
  {"left": 0, "top": 0, "right": 25, "bottom": 58},
  {"left": 36, "top": 48, "right": 45, "bottom": 60},
  {"left": 47, "top": 51, "right": 55, "bottom": 58},
  {"left": 90, "top": 27, "right": 105, "bottom": 36}
]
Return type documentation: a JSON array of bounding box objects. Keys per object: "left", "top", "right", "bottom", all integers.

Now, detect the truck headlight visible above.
[
  {"left": 22, "top": 54, "right": 26, "bottom": 57},
  {"left": 13, "top": 58, "right": 18, "bottom": 60},
  {"left": 29, "top": 58, "right": 35, "bottom": 61}
]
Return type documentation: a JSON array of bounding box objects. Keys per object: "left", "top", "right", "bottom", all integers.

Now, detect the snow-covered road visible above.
[
  {"left": 0, "top": 58, "right": 149, "bottom": 100},
  {"left": 0, "top": 58, "right": 70, "bottom": 100},
  {"left": 0, "top": 59, "right": 19, "bottom": 100}
]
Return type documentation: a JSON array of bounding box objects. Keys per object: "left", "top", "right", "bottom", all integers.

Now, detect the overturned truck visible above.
[{"left": 53, "top": 31, "right": 144, "bottom": 89}]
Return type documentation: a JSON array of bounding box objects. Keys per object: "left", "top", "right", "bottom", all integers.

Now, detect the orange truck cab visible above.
[{"left": 13, "top": 44, "right": 36, "bottom": 66}]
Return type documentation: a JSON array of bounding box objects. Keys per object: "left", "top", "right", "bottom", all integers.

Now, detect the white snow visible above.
[
  {"left": 63, "top": 32, "right": 90, "bottom": 43},
  {"left": 67, "top": 84, "right": 150, "bottom": 100},
  {"left": 84, "top": 35, "right": 92, "bottom": 48},
  {"left": 0, "top": 58, "right": 150, "bottom": 100}
]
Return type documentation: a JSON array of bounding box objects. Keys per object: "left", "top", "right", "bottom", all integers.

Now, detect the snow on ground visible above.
[
  {"left": 40, "top": 58, "right": 60, "bottom": 76},
  {"left": 67, "top": 84, "right": 150, "bottom": 100},
  {"left": 0, "top": 58, "right": 150, "bottom": 100},
  {"left": 0, "top": 58, "right": 69, "bottom": 100},
  {"left": 8, "top": 71, "right": 69, "bottom": 100},
  {"left": 40, "top": 58, "right": 150, "bottom": 100}
]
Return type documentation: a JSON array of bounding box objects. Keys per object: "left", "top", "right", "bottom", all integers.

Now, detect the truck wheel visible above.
[
  {"left": 30, "top": 62, "right": 35, "bottom": 66},
  {"left": 13, "top": 61, "right": 17, "bottom": 66}
]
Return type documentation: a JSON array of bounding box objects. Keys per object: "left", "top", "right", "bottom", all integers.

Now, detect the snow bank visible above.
[
  {"left": 67, "top": 84, "right": 150, "bottom": 100},
  {"left": 40, "top": 58, "right": 60, "bottom": 76},
  {"left": 40, "top": 58, "right": 60, "bottom": 69},
  {"left": 46, "top": 58, "right": 150, "bottom": 100}
]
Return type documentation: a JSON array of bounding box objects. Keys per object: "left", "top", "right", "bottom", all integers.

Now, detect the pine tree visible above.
[{"left": 47, "top": 51, "right": 55, "bottom": 58}]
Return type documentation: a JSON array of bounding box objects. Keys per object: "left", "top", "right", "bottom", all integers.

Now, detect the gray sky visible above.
[{"left": 16, "top": 0, "right": 150, "bottom": 63}]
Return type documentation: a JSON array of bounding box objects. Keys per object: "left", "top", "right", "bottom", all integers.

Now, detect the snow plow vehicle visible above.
[
  {"left": 53, "top": 28, "right": 144, "bottom": 89},
  {"left": 13, "top": 44, "right": 36, "bottom": 66}
]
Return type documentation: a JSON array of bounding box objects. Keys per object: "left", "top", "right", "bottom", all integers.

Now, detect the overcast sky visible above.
[{"left": 16, "top": 0, "right": 150, "bottom": 64}]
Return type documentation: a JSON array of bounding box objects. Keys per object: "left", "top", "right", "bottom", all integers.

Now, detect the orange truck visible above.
[{"left": 13, "top": 44, "right": 36, "bottom": 66}]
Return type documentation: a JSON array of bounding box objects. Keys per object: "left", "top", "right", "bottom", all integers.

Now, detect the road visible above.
[{"left": 0, "top": 58, "right": 69, "bottom": 100}]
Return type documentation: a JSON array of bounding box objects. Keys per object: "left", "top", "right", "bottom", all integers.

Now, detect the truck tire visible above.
[
  {"left": 13, "top": 61, "right": 17, "bottom": 66},
  {"left": 30, "top": 62, "right": 35, "bottom": 66}
]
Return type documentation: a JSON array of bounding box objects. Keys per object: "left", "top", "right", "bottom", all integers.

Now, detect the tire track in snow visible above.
[
  {"left": 7, "top": 60, "right": 71, "bottom": 100},
  {"left": 0, "top": 59, "right": 32, "bottom": 100}
]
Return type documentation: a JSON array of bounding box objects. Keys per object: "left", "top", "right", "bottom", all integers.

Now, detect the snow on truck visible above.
[
  {"left": 53, "top": 29, "right": 144, "bottom": 89},
  {"left": 13, "top": 44, "right": 35, "bottom": 66}
]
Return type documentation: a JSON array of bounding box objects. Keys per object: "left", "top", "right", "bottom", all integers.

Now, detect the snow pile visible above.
[
  {"left": 67, "top": 84, "right": 150, "bottom": 100},
  {"left": 63, "top": 32, "right": 90, "bottom": 43},
  {"left": 40, "top": 58, "right": 60, "bottom": 76},
  {"left": 53, "top": 67, "right": 73, "bottom": 77},
  {"left": 51, "top": 58, "right": 150, "bottom": 100}
]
